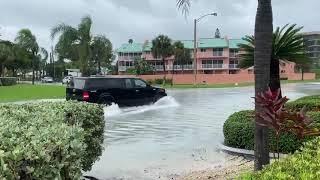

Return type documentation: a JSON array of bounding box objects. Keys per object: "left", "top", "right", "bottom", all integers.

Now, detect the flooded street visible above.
[{"left": 87, "top": 83, "right": 320, "bottom": 179}]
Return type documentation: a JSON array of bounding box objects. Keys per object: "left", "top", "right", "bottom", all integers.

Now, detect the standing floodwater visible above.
[{"left": 86, "top": 83, "right": 320, "bottom": 179}]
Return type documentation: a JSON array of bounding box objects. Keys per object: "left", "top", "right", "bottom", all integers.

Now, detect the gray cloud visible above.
[{"left": 0, "top": 0, "right": 319, "bottom": 51}]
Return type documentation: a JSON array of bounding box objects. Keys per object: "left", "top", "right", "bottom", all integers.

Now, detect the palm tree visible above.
[
  {"left": 173, "top": 41, "right": 192, "bottom": 73},
  {"left": 51, "top": 16, "right": 92, "bottom": 76},
  {"left": 151, "top": 35, "right": 173, "bottom": 84},
  {"left": 239, "top": 24, "right": 308, "bottom": 95},
  {"left": 177, "top": 0, "right": 273, "bottom": 170},
  {"left": 15, "top": 29, "right": 39, "bottom": 84},
  {"left": 91, "top": 35, "right": 113, "bottom": 74},
  {"left": 0, "top": 40, "right": 13, "bottom": 76}
]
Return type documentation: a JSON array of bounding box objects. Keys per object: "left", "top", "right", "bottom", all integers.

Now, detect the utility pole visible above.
[
  {"left": 193, "top": 19, "right": 197, "bottom": 86},
  {"left": 193, "top": 12, "right": 217, "bottom": 86}
]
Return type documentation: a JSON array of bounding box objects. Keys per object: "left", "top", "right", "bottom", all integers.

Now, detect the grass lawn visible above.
[{"left": 0, "top": 84, "right": 65, "bottom": 103}]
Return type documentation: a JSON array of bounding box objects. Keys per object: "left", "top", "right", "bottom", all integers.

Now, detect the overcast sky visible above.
[{"left": 0, "top": 0, "right": 319, "bottom": 51}]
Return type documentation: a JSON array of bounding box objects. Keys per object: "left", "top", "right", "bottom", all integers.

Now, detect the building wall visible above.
[{"left": 136, "top": 73, "right": 315, "bottom": 84}]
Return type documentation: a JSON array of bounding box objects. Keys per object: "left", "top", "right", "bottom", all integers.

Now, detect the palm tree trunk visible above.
[
  {"left": 162, "top": 58, "right": 166, "bottom": 85},
  {"left": 269, "top": 58, "right": 282, "bottom": 97},
  {"left": 254, "top": 0, "right": 273, "bottom": 171}
]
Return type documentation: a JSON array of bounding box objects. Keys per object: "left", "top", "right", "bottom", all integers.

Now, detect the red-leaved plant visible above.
[{"left": 254, "top": 88, "right": 320, "bottom": 159}]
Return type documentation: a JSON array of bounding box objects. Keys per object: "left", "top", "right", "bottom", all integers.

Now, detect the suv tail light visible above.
[{"left": 83, "top": 91, "right": 90, "bottom": 101}]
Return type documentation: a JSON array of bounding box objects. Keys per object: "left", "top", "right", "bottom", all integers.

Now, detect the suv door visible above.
[{"left": 132, "top": 79, "right": 156, "bottom": 105}]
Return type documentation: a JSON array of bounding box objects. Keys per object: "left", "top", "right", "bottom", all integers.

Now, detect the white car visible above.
[
  {"left": 62, "top": 76, "right": 72, "bottom": 84},
  {"left": 41, "top": 77, "right": 54, "bottom": 83}
]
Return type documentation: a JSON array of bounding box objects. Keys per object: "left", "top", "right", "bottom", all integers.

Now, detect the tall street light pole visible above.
[{"left": 193, "top": 12, "right": 218, "bottom": 85}]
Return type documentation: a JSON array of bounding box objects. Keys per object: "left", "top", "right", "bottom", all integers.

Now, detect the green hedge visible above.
[
  {"left": 0, "top": 101, "right": 105, "bottom": 178},
  {"left": 0, "top": 77, "right": 17, "bottom": 86},
  {"left": 154, "top": 78, "right": 173, "bottom": 85},
  {"left": 286, "top": 95, "right": 320, "bottom": 111},
  {"left": 223, "top": 110, "right": 320, "bottom": 153},
  {"left": 241, "top": 137, "right": 320, "bottom": 179},
  {"left": 223, "top": 95, "right": 320, "bottom": 153}
]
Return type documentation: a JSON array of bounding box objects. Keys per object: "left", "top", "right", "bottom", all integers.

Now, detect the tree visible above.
[
  {"left": 239, "top": 24, "right": 309, "bottom": 95},
  {"left": 173, "top": 41, "right": 192, "bottom": 74},
  {"left": 177, "top": 0, "right": 273, "bottom": 170},
  {"left": 253, "top": 0, "right": 273, "bottom": 170},
  {"left": 215, "top": 28, "right": 221, "bottom": 38},
  {"left": 91, "top": 35, "right": 113, "bottom": 74},
  {"left": 15, "top": 29, "right": 39, "bottom": 84},
  {"left": 51, "top": 16, "right": 92, "bottom": 76},
  {"left": 51, "top": 16, "right": 113, "bottom": 76},
  {"left": 128, "top": 39, "right": 133, "bottom": 44},
  {"left": 151, "top": 35, "right": 173, "bottom": 84},
  {"left": 133, "top": 57, "right": 152, "bottom": 75}
]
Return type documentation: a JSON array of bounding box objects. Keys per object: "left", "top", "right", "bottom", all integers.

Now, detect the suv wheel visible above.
[
  {"left": 98, "top": 95, "right": 115, "bottom": 106},
  {"left": 153, "top": 94, "right": 163, "bottom": 103}
]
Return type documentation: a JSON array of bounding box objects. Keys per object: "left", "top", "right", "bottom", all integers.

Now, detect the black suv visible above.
[{"left": 66, "top": 77, "right": 167, "bottom": 106}]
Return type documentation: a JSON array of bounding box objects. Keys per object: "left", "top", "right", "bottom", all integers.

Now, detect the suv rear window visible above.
[
  {"left": 85, "top": 78, "right": 123, "bottom": 89},
  {"left": 73, "top": 79, "right": 86, "bottom": 89}
]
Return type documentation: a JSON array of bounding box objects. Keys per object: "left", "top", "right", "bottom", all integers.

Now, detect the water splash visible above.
[{"left": 104, "top": 96, "right": 179, "bottom": 117}]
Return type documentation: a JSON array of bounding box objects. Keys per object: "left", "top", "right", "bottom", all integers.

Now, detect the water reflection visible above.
[{"left": 87, "top": 83, "right": 320, "bottom": 179}]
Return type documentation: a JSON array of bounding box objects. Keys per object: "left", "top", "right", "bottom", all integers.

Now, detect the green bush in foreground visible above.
[
  {"left": 0, "top": 77, "right": 17, "bottom": 86},
  {"left": 223, "top": 110, "right": 320, "bottom": 153},
  {"left": 286, "top": 95, "right": 320, "bottom": 111},
  {"left": 0, "top": 101, "right": 105, "bottom": 178},
  {"left": 224, "top": 95, "right": 320, "bottom": 153},
  {"left": 241, "top": 137, "right": 320, "bottom": 179}
]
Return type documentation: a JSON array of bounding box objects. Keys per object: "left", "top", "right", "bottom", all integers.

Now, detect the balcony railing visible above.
[
  {"left": 201, "top": 64, "right": 228, "bottom": 69},
  {"left": 167, "top": 64, "right": 194, "bottom": 70},
  {"left": 229, "top": 64, "right": 239, "bottom": 69}
]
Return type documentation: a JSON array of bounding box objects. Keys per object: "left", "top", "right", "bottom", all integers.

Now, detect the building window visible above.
[
  {"left": 213, "top": 48, "right": 223, "bottom": 56},
  {"left": 200, "top": 48, "right": 206, "bottom": 52},
  {"left": 230, "top": 60, "right": 239, "bottom": 65},
  {"left": 202, "top": 60, "right": 223, "bottom": 68},
  {"left": 229, "top": 49, "right": 238, "bottom": 57}
]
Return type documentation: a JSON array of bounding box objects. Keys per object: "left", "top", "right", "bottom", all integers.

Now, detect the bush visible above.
[
  {"left": 286, "top": 95, "right": 320, "bottom": 111},
  {"left": 154, "top": 78, "right": 173, "bottom": 85},
  {"left": 146, "top": 79, "right": 154, "bottom": 85},
  {"left": 223, "top": 110, "right": 320, "bottom": 153},
  {"left": 0, "top": 77, "right": 17, "bottom": 86},
  {"left": 241, "top": 137, "right": 320, "bottom": 179},
  {"left": 0, "top": 101, "right": 105, "bottom": 178}
]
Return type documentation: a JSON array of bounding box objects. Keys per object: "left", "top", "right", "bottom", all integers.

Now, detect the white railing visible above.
[
  {"left": 201, "top": 64, "right": 228, "bottom": 69},
  {"left": 166, "top": 64, "right": 194, "bottom": 70},
  {"left": 229, "top": 64, "right": 239, "bottom": 69}
]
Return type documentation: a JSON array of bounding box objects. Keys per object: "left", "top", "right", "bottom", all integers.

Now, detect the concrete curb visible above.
[{"left": 219, "top": 144, "right": 288, "bottom": 159}]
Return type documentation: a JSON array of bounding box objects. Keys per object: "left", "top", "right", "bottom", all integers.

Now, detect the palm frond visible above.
[
  {"left": 50, "top": 23, "right": 76, "bottom": 40},
  {"left": 176, "top": 0, "right": 191, "bottom": 16},
  {"left": 40, "top": 47, "right": 48, "bottom": 61}
]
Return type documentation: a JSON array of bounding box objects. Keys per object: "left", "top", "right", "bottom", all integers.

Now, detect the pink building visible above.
[{"left": 117, "top": 37, "right": 296, "bottom": 76}]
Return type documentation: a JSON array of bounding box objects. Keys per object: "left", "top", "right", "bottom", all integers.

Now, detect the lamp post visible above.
[{"left": 193, "top": 12, "right": 218, "bottom": 85}]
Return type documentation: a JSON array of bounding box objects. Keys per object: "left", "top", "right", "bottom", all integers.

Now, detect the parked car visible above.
[
  {"left": 41, "top": 76, "right": 53, "bottom": 83},
  {"left": 66, "top": 77, "right": 167, "bottom": 106},
  {"left": 62, "top": 76, "right": 72, "bottom": 84}
]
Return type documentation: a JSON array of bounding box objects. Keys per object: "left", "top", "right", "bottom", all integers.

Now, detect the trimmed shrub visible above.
[
  {"left": 0, "top": 77, "right": 17, "bottom": 86},
  {"left": 223, "top": 110, "right": 319, "bottom": 153},
  {"left": 154, "top": 78, "right": 173, "bottom": 85},
  {"left": 146, "top": 79, "right": 154, "bottom": 85},
  {"left": 0, "top": 101, "right": 105, "bottom": 178},
  {"left": 241, "top": 137, "right": 320, "bottom": 179},
  {"left": 286, "top": 95, "right": 320, "bottom": 111},
  {"left": 0, "top": 104, "right": 84, "bottom": 179},
  {"left": 154, "top": 78, "right": 164, "bottom": 84}
]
